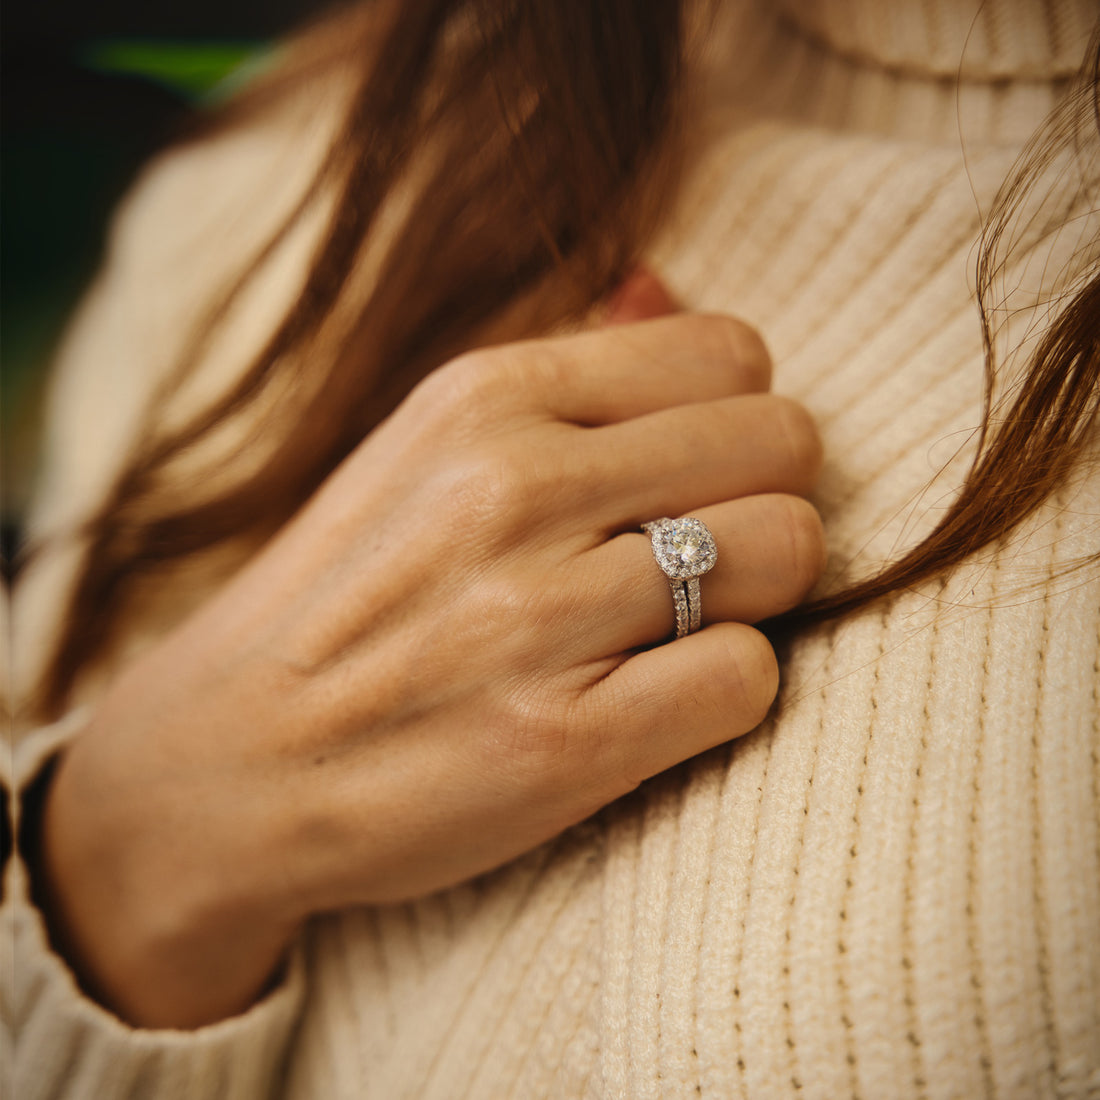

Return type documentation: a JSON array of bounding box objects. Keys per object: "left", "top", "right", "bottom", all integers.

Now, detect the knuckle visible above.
[
  {"left": 775, "top": 496, "right": 828, "bottom": 598},
  {"left": 487, "top": 672, "right": 632, "bottom": 801},
  {"left": 502, "top": 710, "right": 572, "bottom": 772},
  {"left": 519, "top": 341, "right": 571, "bottom": 397},
  {"left": 410, "top": 349, "right": 511, "bottom": 428},
  {"left": 695, "top": 313, "right": 773, "bottom": 391},
  {"left": 486, "top": 687, "right": 580, "bottom": 789},
  {"left": 474, "top": 574, "right": 573, "bottom": 645},
  {"left": 439, "top": 452, "right": 538, "bottom": 536}
]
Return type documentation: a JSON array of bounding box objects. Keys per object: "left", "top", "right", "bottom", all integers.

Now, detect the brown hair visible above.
[
  {"left": 32, "top": 2, "right": 1100, "bottom": 716},
  {"left": 781, "top": 33, "right": 1100, "bottom": 630}
]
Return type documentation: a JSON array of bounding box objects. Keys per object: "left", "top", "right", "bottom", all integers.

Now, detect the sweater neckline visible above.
[
  {"left": 773, "top": 0, "right": 1093, "bottom": 82},
  {"left": 695, "top": 0, "right": 1091, "bottom": 149}
]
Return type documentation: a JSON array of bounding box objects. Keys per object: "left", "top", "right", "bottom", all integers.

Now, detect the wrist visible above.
[{"left": 31, "top": 711, "right": 303, "bottom": 1028}]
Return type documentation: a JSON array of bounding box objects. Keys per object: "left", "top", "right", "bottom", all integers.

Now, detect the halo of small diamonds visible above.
[{"left": 645, "top": 517, "right": 718, "bottom": 580}]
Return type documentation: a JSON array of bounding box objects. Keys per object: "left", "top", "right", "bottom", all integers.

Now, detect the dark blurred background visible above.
[{"left": 2, "top": 0, "right": 321, "bottom": 564}]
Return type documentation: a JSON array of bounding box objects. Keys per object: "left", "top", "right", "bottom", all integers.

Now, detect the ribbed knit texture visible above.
[{"left": 6, "top": 1, "right": 1099, "bottom": 1097}]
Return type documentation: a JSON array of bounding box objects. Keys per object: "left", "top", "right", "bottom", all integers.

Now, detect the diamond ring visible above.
[{"left": 642, "top": 517, "right": 718, "bottom": 638}]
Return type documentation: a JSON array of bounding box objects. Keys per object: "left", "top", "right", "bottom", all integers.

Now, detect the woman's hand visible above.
[{"left": 39, "top": 307, "right": 825, "bottom": 1028}]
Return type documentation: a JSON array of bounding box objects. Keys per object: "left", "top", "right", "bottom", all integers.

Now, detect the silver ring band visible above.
[{"left": 642, "top": 517, "right": 718, "bottom": 638}]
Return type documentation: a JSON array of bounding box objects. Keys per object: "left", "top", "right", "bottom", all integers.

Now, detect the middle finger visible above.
[{"left": 562, "top": 393, "right": 823, "bottom": 537}]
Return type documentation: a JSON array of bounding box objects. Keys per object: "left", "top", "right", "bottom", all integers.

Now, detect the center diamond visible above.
[
  {"left": 651, "top": 518, "right": 718, "bottom": 580},
  {"left": 670, "top": 527, "right": 704, "bottom": 564}
]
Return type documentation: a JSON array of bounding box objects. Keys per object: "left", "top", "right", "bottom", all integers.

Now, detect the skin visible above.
[{"left": 39, "top": 278, "right": 825, "bottom": 1029}]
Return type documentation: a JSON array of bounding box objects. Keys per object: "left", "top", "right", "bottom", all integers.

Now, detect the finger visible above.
[
  {"left": 504, "top": 313, "right": 772, "bottom": 424},
  {"left": 601, "top": 268, "right": 680, "bottom": 325},
  {"left": 572, "top": 623, "right": 778, "bottom": 799},
  {"left": 579, "top": 495, "right": 825, "bottom": 655},
  {"left": 569, "top": 393, "right": 823, "bottom": 527}
]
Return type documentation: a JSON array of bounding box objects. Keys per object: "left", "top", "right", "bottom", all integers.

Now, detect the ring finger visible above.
[{"left": 578, "top": 493, "right": 826, "bottom": 656}]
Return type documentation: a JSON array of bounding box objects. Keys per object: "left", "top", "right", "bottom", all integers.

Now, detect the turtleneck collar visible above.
[
  {"left": 774, "top": 0, "right": 1095, "bottom": 81},
  {"left": 695, "top": 0, "right": 1095, "bottom": 148}
]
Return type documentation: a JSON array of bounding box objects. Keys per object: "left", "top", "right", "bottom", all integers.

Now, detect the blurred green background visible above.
[{"left": 1, "top": 0, "right": 321, "bottom": 568}]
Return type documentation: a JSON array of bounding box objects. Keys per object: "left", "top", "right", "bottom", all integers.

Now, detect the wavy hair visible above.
[{"left": 32, "top": 1, "right": 1100, "bottom": 716}]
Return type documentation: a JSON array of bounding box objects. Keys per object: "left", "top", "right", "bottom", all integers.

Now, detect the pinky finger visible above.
[{"left": 577, "top": 623, "right": 779, "bottom": 800}]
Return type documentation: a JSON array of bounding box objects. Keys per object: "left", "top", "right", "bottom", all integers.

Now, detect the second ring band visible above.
[{"left": 642, "top": 516, "right": 718, "bottom": 638}]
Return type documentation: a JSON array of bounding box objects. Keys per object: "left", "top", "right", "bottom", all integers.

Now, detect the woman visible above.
[{"left": 6, "top": 0, "right": 1099, "bottom": 1097}]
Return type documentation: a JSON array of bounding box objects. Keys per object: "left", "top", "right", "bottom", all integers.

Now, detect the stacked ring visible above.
[{"left": 642, "top": 517, "right": 718, "bottom": 638}]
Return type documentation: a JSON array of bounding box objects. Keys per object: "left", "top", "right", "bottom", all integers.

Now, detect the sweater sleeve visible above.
[{"left": 2, "top": 714, "right": 307, "bottom": 1100}]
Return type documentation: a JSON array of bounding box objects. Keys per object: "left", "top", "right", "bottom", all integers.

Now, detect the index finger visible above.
[{"left": 507, "top": 313, "right": 773, "bottom": 425}]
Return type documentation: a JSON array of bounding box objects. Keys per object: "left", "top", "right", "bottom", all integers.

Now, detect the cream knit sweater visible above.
[{"left": 5, "top": 1, "right": 1099, "bottom": 1098}]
